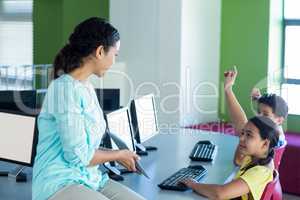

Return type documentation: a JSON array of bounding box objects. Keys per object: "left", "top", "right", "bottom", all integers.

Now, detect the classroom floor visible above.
[{"left": 283, "top": 193, "right": 300, "bottom": 199}]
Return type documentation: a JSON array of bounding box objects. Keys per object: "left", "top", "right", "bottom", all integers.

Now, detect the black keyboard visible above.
[
  {"left": 189, "top": 140, "right": 217, "bottom": 162},
  {"left": 158, "top": 165, "right": 207, "bottom": 191}
]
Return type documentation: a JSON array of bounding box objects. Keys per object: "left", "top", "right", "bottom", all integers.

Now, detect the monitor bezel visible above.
[
  {"left": 130, "top": 93, "right": 159, "bottom": 144},
  {"left": 105, "top": 107, "right": 136, "bottom": 152},
  {"left": 0, "top": 111, "right": 38, "bottom": 167}
]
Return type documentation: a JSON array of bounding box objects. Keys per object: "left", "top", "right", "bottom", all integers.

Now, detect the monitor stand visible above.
[
  {"left": 135, "top": 143, "right": 157, "bottom": 155},
  {"left": 108, "top": 172, "right": 124, "bottom": 181},
  {"left": 0, "top": 165, "right": 27, "bottom": 182},
  {"left": 0, "top": 171, "right": 8, "bottom": 176},
  {"left": 104, "top": 163, "right": 124, "bottom": 181},
  {"left": 106, "top": 162, "right": 134, "bottom": 176},
  {"left": 135, "top": 143, "right": 148, "bottom": 156},
  {"left": 145, "top": 146, "right": 158, "bottom": 151}
]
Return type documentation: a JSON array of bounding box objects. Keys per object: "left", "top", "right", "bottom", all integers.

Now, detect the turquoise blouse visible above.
[{"left": 32, "top": 74, "right": 109, "bottom": 200}]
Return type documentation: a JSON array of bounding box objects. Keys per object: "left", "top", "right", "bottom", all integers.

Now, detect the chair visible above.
[
  {"left": 274, "top": 140, "right": 287, "bottom": 170},
  {"left": 260, "top": 170, "right": 281, "bottom": 200},
  {"left": 279, "top": 132, "right": 300, "bottom": 195},
  {"left": 271, "top": 179, "right": 283, "bottom": 200},
  {"left": 271, "top": 141, "right": 286, "bottom": 199}
]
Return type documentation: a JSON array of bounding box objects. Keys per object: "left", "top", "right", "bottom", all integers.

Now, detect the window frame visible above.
[
  {"left": 282, "top": 16, "right": 300, "bottom": 85},
  {"left": 282, "top": 1, "right": 300, "bottom": 115}
]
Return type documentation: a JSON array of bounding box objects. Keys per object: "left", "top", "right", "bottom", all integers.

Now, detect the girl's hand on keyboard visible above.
[{"left": 180, "top": 178, "right": 197, "bottom": 188}]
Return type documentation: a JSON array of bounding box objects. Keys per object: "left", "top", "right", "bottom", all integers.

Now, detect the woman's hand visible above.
[
  {"left": 224, "top": 66, "right": 238, "bottom": 92},
  {"left": 116, "top": 150, "right": 140, "bottom": 172}
]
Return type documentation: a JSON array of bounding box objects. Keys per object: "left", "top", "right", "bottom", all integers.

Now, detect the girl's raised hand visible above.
[{"left": 224, "top": 65, "right": 238, "bottom": 92}]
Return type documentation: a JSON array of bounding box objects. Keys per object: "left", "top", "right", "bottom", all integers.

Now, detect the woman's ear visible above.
[{"left": 95, "top": 45, "right": 105, "bottom": 59}]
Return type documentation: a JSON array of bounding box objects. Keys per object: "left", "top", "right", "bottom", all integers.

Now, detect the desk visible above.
[
  {"left": 0, "top": 162, "right": 32, "bottom": 200},
  {"left": 0, "top": 129, "right": 238, "bottom": 200},
  {"left": 122, "top": 128, "right": 238, "bottom": 200}
]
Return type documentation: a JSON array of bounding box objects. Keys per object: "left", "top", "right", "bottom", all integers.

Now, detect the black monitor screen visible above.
[
  {"left": 95, "top": 89, "right": 120, "bottom": 112},
  {"left": 0, "top": 90, "right": 46, "bottom": 116},
  {"left": 0, "top": 90, "right": 35, "bottom": 112}
]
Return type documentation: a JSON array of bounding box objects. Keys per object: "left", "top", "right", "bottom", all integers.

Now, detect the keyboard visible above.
[
  {"left": 189, "top": 140, "right": 217, "bottom": 162},
  {"left": 158, "top": 165, "right": 207, "bottom": 191}
]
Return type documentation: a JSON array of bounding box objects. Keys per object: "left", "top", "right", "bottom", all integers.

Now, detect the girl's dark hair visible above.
[
  {"left": 241, "top": 116, "right": 279, "bottom": 172},
  {"left": 53, "top": 17, "right": 120, "bottom": 78},
  {"left": 258, "top": 93, "right": 289, "bottom": 119}
]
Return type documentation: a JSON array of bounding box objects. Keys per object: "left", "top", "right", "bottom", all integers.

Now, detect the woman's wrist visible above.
[
  {"left": 97, "top": 148, "right": 121, "bottom": 162},
  {"left": 114, "top": 150, "right": 123, "bottom": 161}
]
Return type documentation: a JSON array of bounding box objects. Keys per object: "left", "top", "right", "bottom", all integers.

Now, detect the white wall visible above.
[
  {"left": 88, "top": 62, "right": 130, "bottom": 107},
  {"left": 109, "top": 0, "right": 158, "bottom": 105},
  {"left": 267, "top": 0, "right": 283, "bottom": 94},
  {"left": 110, "top": 0, "right": 221, "bottom": 127},
  {"left": 180, "top": 0, "right": 221, "bottom": 126},
  {"left": 110, "top": 0, "right": 182, "bottom": 127}
]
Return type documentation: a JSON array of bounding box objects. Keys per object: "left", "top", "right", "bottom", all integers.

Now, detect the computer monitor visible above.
[
  {"left": 0, "top": 90, "right": 46, "bottom": 116},
  {"left": 0, "top": 112, "right": 37, "bottom": 166},
  {"left": 130, "top": 94, "right": 159, "bottom": 144},
  {"left": 105, "top": 107, "right": 135, "bottom": 152},
  {"left": 95, "top": 89, "right": 120, "bottom": 113}
]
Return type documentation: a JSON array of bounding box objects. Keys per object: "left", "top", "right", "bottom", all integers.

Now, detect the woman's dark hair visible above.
[
  {"left": 241, "top": 116, "right": 279, "bottom": 172},
  {"left": 53, "top": 17, "right": 120, "bottom": 78}
]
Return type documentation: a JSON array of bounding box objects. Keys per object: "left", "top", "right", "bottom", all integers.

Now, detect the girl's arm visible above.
[
  {"left": 224, "top": 68, "right": 247, "bottom": 166},
  {"left": 224, "top": 68, "right": 248, "bottom": 135},
  {"left": 224, "top": 87, "right": 248, "bottom": 134},
  {"left": 182, "top": 178, "right": 249, "bottom": 200}
]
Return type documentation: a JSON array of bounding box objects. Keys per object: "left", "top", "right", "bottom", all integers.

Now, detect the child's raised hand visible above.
[
  {"left": 224, "top": 65, "right": 238, "bottom": 92},
  {"left": 251, "top": 88, "right": 261, "bottom": 100}
]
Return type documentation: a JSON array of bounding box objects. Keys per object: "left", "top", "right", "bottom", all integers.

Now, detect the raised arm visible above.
[{"left": 224, "top": 66, "right": 248, "bottom": 134}]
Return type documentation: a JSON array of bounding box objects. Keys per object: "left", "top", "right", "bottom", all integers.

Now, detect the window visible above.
[
  {"left": 282, "top": 0, "right": 300, "bottom": 115},
  {"left": 0, "top": 0, "right": 33, "bottom": 90}
]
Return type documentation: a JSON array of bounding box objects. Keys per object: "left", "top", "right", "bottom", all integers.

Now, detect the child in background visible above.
[
  {"left": 224, "top": 67, "right": 288, "bottom": 165},
  {"left": 181, "top": 116, "right": 279, "bottom": 200}
]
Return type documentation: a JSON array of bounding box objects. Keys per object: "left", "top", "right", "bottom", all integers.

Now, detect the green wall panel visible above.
[
  {"left": 287, "top": 115, "right": 300, "bottom": 132},
  {"left": 33, "top": 0, "right": 62, "bottom": 65},
  {"left": 219, "top": 0, "right": 270, "bottom": 121},
  {"left": 33, "top": 0, "right": 109, "bottom": 88},
  {"left": 62, "top": 0, "right": 110, "bottom": 44},
  {"left": 219, "top": 0, "right": 299, "bottom": 133}
]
